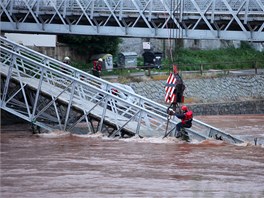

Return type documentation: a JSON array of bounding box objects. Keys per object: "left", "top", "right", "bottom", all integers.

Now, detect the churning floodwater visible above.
[{"left": 1, "top": 115, "right": 264, "bottom": 198}]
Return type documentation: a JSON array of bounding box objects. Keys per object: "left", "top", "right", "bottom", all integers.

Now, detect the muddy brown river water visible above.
[{"left": 1, "top": 115, "right": 264, "bottom": 197}]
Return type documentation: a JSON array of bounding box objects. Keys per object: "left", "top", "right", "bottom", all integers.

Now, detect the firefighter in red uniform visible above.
[
  {"left": 92, "top": 58, "right": 103, "bottom": 77},
  {"left": 170, "top": 105, "right": 193, "bottom": 138}
]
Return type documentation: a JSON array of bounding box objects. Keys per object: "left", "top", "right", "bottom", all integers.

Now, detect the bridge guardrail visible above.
[
  {"left": 0, "top": 36, "right": 244, "bottom": 143},
  {"left": 0, "top": 45, "right": 171, "bottom": 137},
  {"left": 1, "top": 0, "right": 263, "bottom": 40}
]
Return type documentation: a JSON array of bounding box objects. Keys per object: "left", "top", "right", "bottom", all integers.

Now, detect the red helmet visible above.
[{"left": 181, "top": 105, "right": 188, "bottom": 111}]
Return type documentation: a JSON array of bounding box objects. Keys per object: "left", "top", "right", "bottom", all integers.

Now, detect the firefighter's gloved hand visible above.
[{"left": 168, "top": 110, "right": 175, "bottom": 116}]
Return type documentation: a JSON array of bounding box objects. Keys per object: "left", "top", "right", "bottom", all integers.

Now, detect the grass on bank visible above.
[{"left": 72, "top": 44, "right": 264, "bottom": 75}]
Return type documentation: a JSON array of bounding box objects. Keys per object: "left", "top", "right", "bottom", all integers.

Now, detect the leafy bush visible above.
[
  {"left": 58, "top": 35, "right": 121, "bottom": 58},
  {"left": 70, "top": 40, "right": 264, "bottom": 75},
  {"left": 172, "top": 45, "right": 264, "bottom": 71}
]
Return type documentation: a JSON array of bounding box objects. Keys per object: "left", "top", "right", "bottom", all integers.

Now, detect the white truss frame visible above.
[
  {"left": 0, "top": 36, "right": 244, "bottom": 144},
  {"left": 0, "top": 0, "right": 263, "bottom": 41}
]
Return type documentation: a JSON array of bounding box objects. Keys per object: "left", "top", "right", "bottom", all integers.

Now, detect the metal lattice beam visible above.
[
  {"left": 1, "top": 36, "right": 245, "bottom": 144},
  {"left": 0, "top": 0, "right": 263, "bottom": 41}
]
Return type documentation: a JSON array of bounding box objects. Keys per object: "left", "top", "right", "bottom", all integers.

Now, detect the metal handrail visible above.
[
  {"left": 0, "top": 36, "right": 169, "bottom": 118},
  {"left": 5, "top": 0, "right": 264, "bottom": 14},
  {"left": 0, "top": 36, "right": 245, "bottom": 143},
  {"left": 1, "top": 0, "right": 263, "bottom": 41},
  {"left": 0, "top": 36, "right": 174, "bottom": 138}
]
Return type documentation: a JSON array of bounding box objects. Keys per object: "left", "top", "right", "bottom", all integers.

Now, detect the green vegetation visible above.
[
  {"left": 71, "top": 61, "right": 88, "bottom": 71},
  {"left": 64, "top": 37, "right": 264, "bottom": 75},
  {"left": 58, "top": 35, "right": 121, "bottom": 58},
  {"left": 145, "top": 43, "right": 264, "bottom": 74},
  {"left": 58, "top": 35, "right": 121, "bottom": 72},
  {"left": 169, "top": 42, "right": 264, "bottom": 72}
]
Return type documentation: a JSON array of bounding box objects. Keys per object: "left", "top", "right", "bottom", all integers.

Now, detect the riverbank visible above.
[{"left": 103, "top": 71, "right": 264, "bottom": 115}]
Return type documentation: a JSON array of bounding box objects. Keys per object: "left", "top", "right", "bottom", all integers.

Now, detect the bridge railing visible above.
[
  {"left": 1, "top": 36, "right": 181, "bottom": 137},
  {"left": 0, "top": 49, "right": 165, "bottom": 137},
  {"left": 0, "top": 37, "right": 169, "bottom": 118},
  {"left": 1, "top": 0, "right": 263, "bottom": 40},
  {"left": 0, "top": 36, "right": 244, "bottom": 143},
  {"left": 5, "top": 0, "right": 264, "bottom": 15}
]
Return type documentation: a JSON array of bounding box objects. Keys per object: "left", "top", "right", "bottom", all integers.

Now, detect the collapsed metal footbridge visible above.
[{"left": 0, "top": 36, "right": 244, "bottom": 144}]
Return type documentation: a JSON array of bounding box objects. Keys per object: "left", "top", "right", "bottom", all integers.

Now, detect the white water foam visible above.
[
  {"left": 73, "top": 132, "right": 192, "bottom": 144},
  {"left": 37, "top": 130, "right": 71, "bottom": 138}
]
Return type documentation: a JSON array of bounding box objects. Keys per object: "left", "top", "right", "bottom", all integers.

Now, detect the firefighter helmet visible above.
[
  {"left": 64, "top": 56, "right": 70, "bottom": 61},
  {"left": 181, "top": 105, "right": 188, "bottom": 112}
]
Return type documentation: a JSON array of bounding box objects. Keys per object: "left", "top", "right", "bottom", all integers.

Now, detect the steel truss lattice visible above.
[
  {"left": 0, "top": 36, "right": 244, "bottom": 144},
  {"left": 0, "top": 0, "right": 264, "bottom": 41}
]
